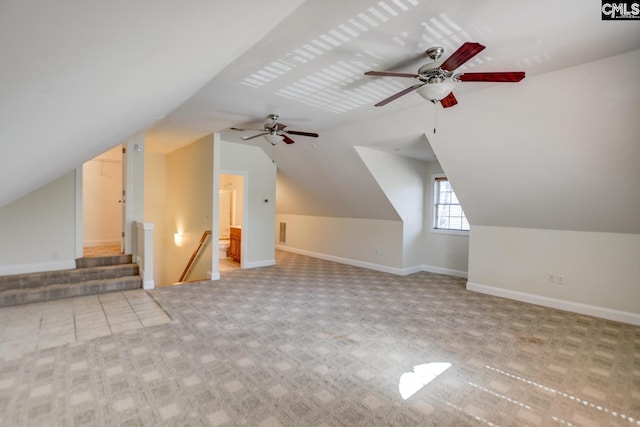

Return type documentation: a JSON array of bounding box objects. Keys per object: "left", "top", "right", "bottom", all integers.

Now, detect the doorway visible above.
[
  {"left": 82, "top": 146, "right": 123, "bottom": 257},
  {"left": 219, "top": 174, "right": 244, "bottom": 271}
]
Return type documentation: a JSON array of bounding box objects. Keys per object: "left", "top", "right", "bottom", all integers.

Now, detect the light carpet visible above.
[{"left": 0, "top": 250, "right": 638, "bottom": 426}]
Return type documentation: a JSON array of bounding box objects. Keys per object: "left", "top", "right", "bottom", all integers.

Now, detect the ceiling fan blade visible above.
[
  {"left": 440, "top": 42, "right": 486, "bottom": 72},
  {"left": 231, "top": 127, "right": 264, "bottom": 132},
  {"left": 242, "top": 132, "right": 268, "bottom": 141},
  {"left": 275, "top": 123, "right": 287, "bottom": 131},
  {"left": 282, "top": 135, "right": 296, "bottom": 144},
  {"left": 456, "top": 71, "right": 525, "bottom": 82},
  {"left": 440, "top": 92, "right": 458, "bottom": 108},
  {"left": 364, "top": 70, "right": 420, "bottom": 78},
  {"left": 383, "top": 50, "right": 433, "bottom": 73},
  {"left": 286, "top": 130, "right": 319, "bottom": 138},
  {"left": 374, "top": 83, "right": 424, "bottom": 107}
]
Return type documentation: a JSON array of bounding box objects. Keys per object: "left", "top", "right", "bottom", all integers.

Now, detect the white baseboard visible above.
[
  {"left": 143, "top": 279, "right": 155, "bottom": 290},
  {"left": 245, "top": 259, "right": 276, "bottom": 269},
  {"left": 276, "top": 245, "right": 406, "bottom": 275},
  {"left": 467, "top": 282, "right": 640, "bottom": 326},
  {"left": 275, "top": 245, "right": 468, "bottom": 278},
  {"left": 422, "top": 265, "right": 468, "bottom": 278},
  {"left": 0, "top": 259, "right": 76, "bottom": 276}
]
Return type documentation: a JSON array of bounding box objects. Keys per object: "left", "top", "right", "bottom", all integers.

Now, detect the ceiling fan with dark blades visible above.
[
  {"left": 364, "top": 42, "right": 525, "bottom": 108},
  {"left": 231, "top": 114, "right": 319, "bottom": 145}
]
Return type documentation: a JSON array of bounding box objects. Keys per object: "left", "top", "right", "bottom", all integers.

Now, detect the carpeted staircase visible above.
[{"left": 0, "top": 254, "right": 142, "bottom": 307}]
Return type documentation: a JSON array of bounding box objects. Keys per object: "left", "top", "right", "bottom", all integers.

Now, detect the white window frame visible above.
[{"left": 430, "top": 174, "right": 469, "bottom": 236}]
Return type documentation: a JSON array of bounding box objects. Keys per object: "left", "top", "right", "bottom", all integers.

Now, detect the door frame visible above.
[
  {"left": 120, "top": 143, "right": 127, "bottom": 253},
  {"left": 219, "top": 170, "right": 248, "bottom": 269},
  {"left": 75, "top": 147, "right": 126, "bottom": 258}
]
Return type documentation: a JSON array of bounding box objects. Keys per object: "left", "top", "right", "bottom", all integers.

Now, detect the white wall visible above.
[
  {"left": 468, "top": 226, "right": 640, "bottom": 324},
  {"left": 164, "top": 135, "right": 213, "bottom": 284},
  {"left": 355, "top": 146, "right": 425, "bottom": 270},
  {"left": 275, "top": 152, "right": 469, "bottom": 277},
  {"left": 275, "top": 214, "right": 404, "bottom": 273},
  {"left": 430, "top": 49, "right": 640, "bottom": 235},
  {"left": 423, "top": 50, "right": 640, "bottom": 323},
  {"left": 124, "top": 136, "right": 145, "bottom": 254},
  {"left": 144, "top": 151, "right": 167, "bottom": 286},
  {"left": 423, "top": 161, "right": 469, "bottom": 276},
  {"left": 220, "top": 140, "right": 276, "bottom": 268},
  {"left": 0, "top": 171, "right": 77, "bottom": 274},
  {"left": 144, "top": 135, "right": 275, "bottom": 283}
]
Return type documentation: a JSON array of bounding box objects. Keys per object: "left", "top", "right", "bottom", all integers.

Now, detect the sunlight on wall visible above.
[{"left": 398, "top": 362, "right": 451, "bottom": 400}]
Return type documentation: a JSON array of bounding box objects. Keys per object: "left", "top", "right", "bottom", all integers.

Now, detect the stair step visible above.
[
  {"left": 0, "top": 264, "right": 139, "bottom": 291},
  {"left": 76, "top": 254, "right": 132, "bottom": 268},
  {"left": 0, "top": 254, "right": 142, "bottom": 307},
  {"left": 0, "top": 276, "right": 142, "bottom": 307}
]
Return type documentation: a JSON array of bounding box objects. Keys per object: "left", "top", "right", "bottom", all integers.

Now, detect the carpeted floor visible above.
[{"left": 0, "top": 250, "right": 638, "bottom": 426}]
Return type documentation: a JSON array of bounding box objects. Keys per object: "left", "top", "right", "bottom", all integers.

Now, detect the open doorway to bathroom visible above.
[{"left": 219, "top": 174, "right": 244, "bottom": 271}]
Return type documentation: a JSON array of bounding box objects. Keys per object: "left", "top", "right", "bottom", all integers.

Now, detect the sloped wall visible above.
[
  {"left": 431, "top": 49, "right": 640, "bottom": 234},
  {"left": 273, "top": 123, "right": 402, "bottom": 220},
  {"left": 0, "top": 172, "right": 77, "bottom": 274},
  {"left": 428, "top": 50, "right": 640, "bottom": 323},
  {"left": 355, "top": 146, "right": 425, "bottom": 269},
  {"left": 0, "top": 0, "right": 306, "bottom": 208},
  {"left": 276, "top": 151, "right": 470, "bottom": 275}
]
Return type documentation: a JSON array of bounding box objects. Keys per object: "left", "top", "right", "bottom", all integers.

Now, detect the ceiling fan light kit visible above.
[
  {"left": 264, "top": 133, "right": 284, "bottom": 145},
  {"left": 416, "top": 80, "right": 456, "bottom": 102}
]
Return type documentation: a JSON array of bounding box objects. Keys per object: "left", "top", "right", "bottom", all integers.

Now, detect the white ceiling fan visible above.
[{"left": 231, "top": 114, "right": 319, "bottom": 145}]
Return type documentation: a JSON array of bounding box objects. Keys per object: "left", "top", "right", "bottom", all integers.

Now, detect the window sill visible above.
[{"left": 431, "top": 228, "right": 469, "bottom": 237}]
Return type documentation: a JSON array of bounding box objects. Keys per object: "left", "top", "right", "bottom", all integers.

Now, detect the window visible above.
[{"left": 433, "top": 176, "right": 469, "bottom": 232}]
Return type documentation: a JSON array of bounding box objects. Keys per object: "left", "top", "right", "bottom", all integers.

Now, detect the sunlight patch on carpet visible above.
[{"left": 398, "top": 362, "right": 451, "bottom": 400}]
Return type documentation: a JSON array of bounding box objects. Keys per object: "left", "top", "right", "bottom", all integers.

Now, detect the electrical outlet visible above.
[{"left": 548, "top": 273, "right": 565, "bottom": 284}]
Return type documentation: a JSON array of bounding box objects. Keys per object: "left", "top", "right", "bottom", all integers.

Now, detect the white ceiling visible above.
[
  {"left": 146, "top": 0, "right": 640, "bottom": 156},
  {"left": 2, "top": 0, "right": 639, "bottom": 232},
  {"left": 141, "top": 0, "right": 640, "bottom": 229},
  {"left": 0, "top": 0, "right": 305, "bottom": 207}
]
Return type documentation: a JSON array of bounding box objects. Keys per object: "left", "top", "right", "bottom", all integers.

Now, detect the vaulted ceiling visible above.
[
  {"left": 0, "top": 0, "right": 305, "bottom": 207},
  {"left": 2, "top": 0, "right": 639, "bottom": 233}
]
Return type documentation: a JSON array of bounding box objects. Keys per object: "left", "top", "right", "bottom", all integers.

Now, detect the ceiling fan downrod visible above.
[{"left": 432, "top": 100, "right": 438, "bottom": 134}]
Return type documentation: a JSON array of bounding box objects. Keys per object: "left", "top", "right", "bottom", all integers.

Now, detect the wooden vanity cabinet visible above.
[{"left": 229, "top": 227, "right": 241, "bottom": 262}]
